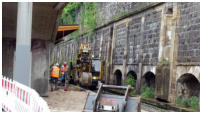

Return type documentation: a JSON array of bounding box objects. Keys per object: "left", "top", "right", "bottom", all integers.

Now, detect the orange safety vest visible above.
[
  {"left": 50, "top": 66, "right": 60, "bottom": 78},
  {"left": 61, "top": 65, "right": 68, "bottom": 75}
]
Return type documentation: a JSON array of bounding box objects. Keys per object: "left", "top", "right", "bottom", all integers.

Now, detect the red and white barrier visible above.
[{"left": 1, "top": 76, "right": 50, "bottom": 112}]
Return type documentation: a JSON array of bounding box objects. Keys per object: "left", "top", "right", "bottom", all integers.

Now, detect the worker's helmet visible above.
[{"left": 55, "top": 63, "right": 59, "bottom": 66}]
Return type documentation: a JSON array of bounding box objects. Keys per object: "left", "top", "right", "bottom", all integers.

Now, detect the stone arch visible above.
[
  {"left": 176, "top": 66, "right": 200, "bottom": 82},
  {"left": 177, "top": 73, "right": 200, "bottom": 99},
  {"left": 126, "top": 71, "right": 137, "bottom": 80},
  {"left": 142, "top": 71, "right": 156, "bottom": 90},
  {"left": 114, "top": 70, "right": 122, "bottom": 85}
]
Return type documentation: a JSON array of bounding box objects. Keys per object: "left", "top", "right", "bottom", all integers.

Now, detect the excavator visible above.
[
  {"left": 68, "top": 42, "right": 141, "bottom": 112},
  {"left": 69, "top": 42, "right": 103, "bottom": 88}
]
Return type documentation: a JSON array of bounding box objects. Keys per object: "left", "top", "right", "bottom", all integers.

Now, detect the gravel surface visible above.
[
  {"left": 43, "top": 85, "right": 92, "bottom": 112},
  {"left": 43, "top": 84, "right": 176, "bottom": 112}
]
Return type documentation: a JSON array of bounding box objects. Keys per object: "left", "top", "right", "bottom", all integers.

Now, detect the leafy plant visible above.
[
  {"left": 60, "top": 2, "right": 97, "bottom": 41},
  {"left": 176, "top": 96, "right": 199, "bottom": 111},
  {"left": 124, "top": 74, "right": 136, "bottom": 95},
  {"left": 189, "top": 96, "right": 199, "bottom": 110},
  {"left": 140, "top": 85, "right": 154, "bottom": 98},
  {"left": 140, "top": 85, "right": 147, "bottom": 94},
  {"left": 129, "top": 89, "right": 136, "bottom": 96},
  {"left": 124, "top": 74, "right": 136, "bottom": 87},
  {"left": 159, "top": 59, "right": 169, "bottom": 65},
  {"left": 60, "top": 2, "right": 82, "bottom": 25},
  {"left": 176, "top": 96, "right": 181, "bottom": 105},
  {"left": 181, "top": 98, "right": 190, "bottom": 108}
]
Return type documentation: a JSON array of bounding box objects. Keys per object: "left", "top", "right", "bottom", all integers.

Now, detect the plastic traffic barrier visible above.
[{"left": 1, "top": 75, "right": 50, "bottom": 112}]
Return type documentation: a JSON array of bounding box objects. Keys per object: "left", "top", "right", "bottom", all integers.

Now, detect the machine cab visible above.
[{"left": 91, "top": 58, "right": 102, "bottom": 80}]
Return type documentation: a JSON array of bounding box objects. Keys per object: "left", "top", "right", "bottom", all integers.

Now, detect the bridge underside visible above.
[{"left": 2, "top": 2, "right": 67, "bottom": 96}]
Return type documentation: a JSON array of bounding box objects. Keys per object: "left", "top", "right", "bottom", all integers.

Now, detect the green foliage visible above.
[
  {"left": 112, "top": 11, "right": 129, "bottom": 20},
  {"left": 60, "top": 2, "right": 97, "bottom": 41},
  {"left": 140, "top": 85, "right": 147, "bottom": 94},
  {"left": 159, "top": 59, "right": 169, "bottom": 65},
  {"left": 81, "top": 3, "right": 97, "bottom": 30},
  {"left": 176, "top": 96, "right": 181, "bottom": 105},
  {"left": 129, "top": 90, "right": 136, "bottom": 96},
  {"left": 176, "top": 96, "right": 200, "bottom": 111},
  {"left": 124, "top": 74, "right": 136, "bottom": 87},
  {"left": 81, "top": 3, "right": 97, "bottom": 40},
  {"left": 124, "top": 74, "right": 136, "bottom": 96},
  {"left": 60, "top": 2, "right": 82, "bottom": 25},
  {"left": 140, "top": 85, "right": 154, "bottom": 98},
  {"left": 60, "top": 2, "right": 156, "bottom": 42},
  {"left": 178, "top": 108, "right": 183, "bottom": 112},
  {"left": 189, "top": 96, "right": 200, "bottom": 110},
  {"left": 181, "top": 98, "right": 190, "bottom": 108},
  {"left": 139, "top": 2, "right": 153, "bottom": 9}
]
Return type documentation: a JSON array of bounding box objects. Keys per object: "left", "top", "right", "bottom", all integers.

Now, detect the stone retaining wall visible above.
[{"left": 51, "top": 2, "right": 200, "bottom": 103}]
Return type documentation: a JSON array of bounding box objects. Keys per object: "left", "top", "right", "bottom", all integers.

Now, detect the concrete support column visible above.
[{"left": 13, "top": 2, "right": 33, "bottom": 87}]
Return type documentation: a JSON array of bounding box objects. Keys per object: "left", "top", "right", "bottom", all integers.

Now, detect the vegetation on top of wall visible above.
[
  {"left": 60, "top": 2, "right": 158, "bottom": 43},
  {"left": 176, "top": 96, "right": 200, "bottom": 111},
  {"left": 158, "top": 59, "right": 169, "bottom": 65},
  {"left": 60, "top": 3, "right": 82, "bottom": 25},
  {"left": 60, "top": 2, "right": 97, "bottom": 42}
]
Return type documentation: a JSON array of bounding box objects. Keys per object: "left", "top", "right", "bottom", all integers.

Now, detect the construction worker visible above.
[
  {"left": 50, "top": 63, "right": 60, "bottom": 91},
  {"left": 60, "top": 62, "right": 68, "bottom": 86}
]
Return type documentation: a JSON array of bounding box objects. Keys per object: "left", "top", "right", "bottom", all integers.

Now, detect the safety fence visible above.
[{"left": 1, "top": 75, "right": 50, "bottom": 112}]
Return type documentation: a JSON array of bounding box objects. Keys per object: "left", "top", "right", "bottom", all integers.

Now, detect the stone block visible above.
[{"left": 191, "top": 56, "right": 200, "bottom": 62}]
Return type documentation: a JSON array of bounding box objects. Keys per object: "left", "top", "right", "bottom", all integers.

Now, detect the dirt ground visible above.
[{"left": 43, "top": 84, "right": 93, "bottom": 112}]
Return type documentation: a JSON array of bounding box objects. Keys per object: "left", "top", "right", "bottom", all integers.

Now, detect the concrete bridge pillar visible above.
[{"left": 13, "top": 2, "right": 33, "bottom": 87}]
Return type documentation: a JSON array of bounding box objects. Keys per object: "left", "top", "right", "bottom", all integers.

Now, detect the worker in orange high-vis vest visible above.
[
  {"left": 50, "top": 63, "right": 60, "bottom": 91},
  {"left": 60, "top": 62, "right": 68, "bottom": 86}
]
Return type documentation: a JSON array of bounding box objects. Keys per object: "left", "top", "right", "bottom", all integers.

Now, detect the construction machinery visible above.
[
  {"left": 69, "top": 42, "right": 103, "bottom": 88},
  {"left": 83, "top": 83, "right": 141, "bottom": 112}
]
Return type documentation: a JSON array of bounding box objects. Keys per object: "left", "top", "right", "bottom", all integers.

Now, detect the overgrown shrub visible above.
[
  {"left": 140, "top": 85, "right": 147, "bottom": 94},
  {"left": 176, "top": 96, "right": 199, "bottom": 110},
  {"left": 181, "top": 98, "right": 190, "bottom": 108},
  {"left": 124, "top": 74, "right": 136, "bottom": 95},
  {"left": 140, "top": 85, "right": 154, "bottom": 98},
  {"left": 189, "top": 96, "right": 199, "bottom": 110},
  {"left": 60, "top": 2, "right": 97, "bottom": 41},
  {"left": 130, "top": 90, "right": 136, "bottom": 96},
  {"left": 176, "top": 96, "right": 181, "bottom": 105},
  {"left": 124, "top": 74, "right": 136, "bottom": 87}
]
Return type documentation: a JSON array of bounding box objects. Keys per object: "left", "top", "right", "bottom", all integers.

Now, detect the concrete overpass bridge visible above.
[{"left": 2, "top": 2, "right": 67, "bottom": 96}]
